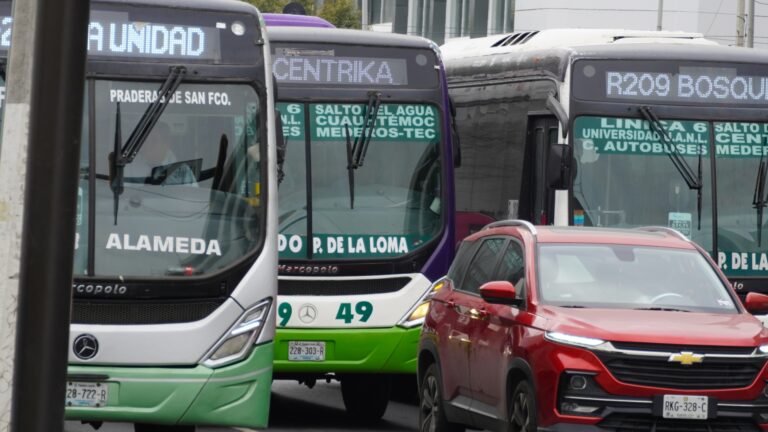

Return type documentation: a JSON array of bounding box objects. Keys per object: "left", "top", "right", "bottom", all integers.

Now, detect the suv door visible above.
[
  {"left": 469, "top": 236, "right": 527, "bottom": 426},
  {"left": 433, "top": 237, "right": 506, "bottom": 420}
]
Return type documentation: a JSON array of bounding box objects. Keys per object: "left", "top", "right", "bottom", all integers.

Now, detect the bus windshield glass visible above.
[
  {"left": 572, "top": 116, "right": 715, "bottom": 254},
  {"left": 73, "top": 80, "right": 264, "bottom": 277},
  {"left": 278, "top": 102, "right": 442, "bottom": 260}
]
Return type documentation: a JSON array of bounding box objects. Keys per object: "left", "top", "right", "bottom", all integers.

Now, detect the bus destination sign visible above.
[
  {"left": 574, "top": 60, "right": 768, "bottom": 107},
  {"left": 273, "top": 48, "right": 408, "bottom": 86},
  {"left": 0, "top": 9, "right": 225, "bottom": 61}
]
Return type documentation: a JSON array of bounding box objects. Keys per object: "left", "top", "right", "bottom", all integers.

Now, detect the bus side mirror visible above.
[
  {"left": 547, "top": 144, "right": 573, "bottom": 190},
  {"left": 449, "top": 97, "right": 461, "bottom": 168},
  {"left": 275, "top": 109, "right": 286, "bottom": 184}
]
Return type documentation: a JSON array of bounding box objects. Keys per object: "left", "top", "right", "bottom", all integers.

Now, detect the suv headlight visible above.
[
  {"left": 759, "top": 344, "right": 768, "bottom": 354},
  {"left": 545, "top": 331, "right": 606, "bottom": 349},
  {"left": 398, "top": 278, "right": 447, "bottom": 328},
  {"left": 202, "top": 298, "right": 272, "bottom": 368}
]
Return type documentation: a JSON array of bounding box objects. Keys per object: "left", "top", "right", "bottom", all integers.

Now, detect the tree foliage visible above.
[
  {"left": 318, "top": 0, "right": 360, "bottom": 29},
  {"left": 243, "top": 0, "right": 360, "bottom": 29}
]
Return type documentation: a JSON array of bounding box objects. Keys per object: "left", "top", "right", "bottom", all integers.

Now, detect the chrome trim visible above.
[
  {"left": 718, "top": 402, "right": 768, "bottom": 408},
  {"left": 563, "top": 395, "right": 652, "bottom": 405},
  {"left": 483, "top": 219, "right": 538, "bottom": 235},
  {"left": 635, "top": 226, "right": 690, "bottom": 242},
  {"left": 592, "top": 342, "right": 765, "bottom": 360}
]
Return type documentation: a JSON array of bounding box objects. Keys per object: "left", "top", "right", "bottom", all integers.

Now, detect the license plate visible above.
[
  {"left": 288, "top": 341, "right": 326, "bottom": 361},
  {"left": 66, "top": 381, "right": 108, "bottom": 408},
  {"left": 662, "top": 395, "right": 708, "bottom": 420}
]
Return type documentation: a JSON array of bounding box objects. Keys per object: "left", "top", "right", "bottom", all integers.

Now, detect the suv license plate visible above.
[
  {"left": 66, "top": 381, "right": 108, "bottom": 407},
  {"left": 662, "top": 395, "right": 707, "bottom": 420},
  {"left": 288, "top": 341, "right": 326, "bottom": 361}
]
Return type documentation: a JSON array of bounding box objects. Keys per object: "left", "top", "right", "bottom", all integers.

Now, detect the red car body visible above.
[{"left": 418, "top": 222, "right": 768, "bottom": 431}]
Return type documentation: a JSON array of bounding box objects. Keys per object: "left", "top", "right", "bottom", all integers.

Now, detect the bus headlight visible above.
[
  {"left": 202, "top": 298, "right": 272, "bottom": 368},
  {"left": 398, "top": 279, "right": 446, "bottom": 328}
]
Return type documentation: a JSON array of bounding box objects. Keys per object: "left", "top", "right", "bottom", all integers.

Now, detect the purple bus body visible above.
[{"left": 262, "top": 13, "right": 335, "bottom": 28}]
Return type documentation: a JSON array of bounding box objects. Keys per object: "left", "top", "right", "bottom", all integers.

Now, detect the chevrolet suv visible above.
[{"left": 418, "top": 221, "right": 768, "bottom": 431}]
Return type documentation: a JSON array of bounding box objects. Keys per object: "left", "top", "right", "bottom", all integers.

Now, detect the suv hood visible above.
[{"left": 541, "top": 306, "right": 768, "bottom": 347}]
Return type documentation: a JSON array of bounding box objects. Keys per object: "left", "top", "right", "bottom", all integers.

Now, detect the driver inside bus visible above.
[{"left": 124, "top": 122, "right": 198, "bottom": 186}]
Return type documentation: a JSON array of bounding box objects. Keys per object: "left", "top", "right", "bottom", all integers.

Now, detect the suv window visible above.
[
  {"left": 448, "top": 240, "right": 475, "bottom": 283},
  {"left": 460, "top": 238, "right": 506, "bottom": 294},
  {"left": 497, "top": 240, "right": 526, "bottom": 300}
]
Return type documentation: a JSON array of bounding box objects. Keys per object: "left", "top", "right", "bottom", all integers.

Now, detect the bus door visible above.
[{"left": 521, "top": 115, "right": 559, "bottom": 224}]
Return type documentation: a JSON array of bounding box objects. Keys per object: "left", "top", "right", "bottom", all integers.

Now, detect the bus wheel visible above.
[
  {"left": 340, "top": 374, "right": 391, "bottom": 421},
  {"left": 134, "top": 424, "right": 195, "bottom": 432}
]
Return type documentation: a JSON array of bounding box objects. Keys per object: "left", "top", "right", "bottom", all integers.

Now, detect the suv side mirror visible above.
[
  {"left": 480, "top": 281, "right": 521, "bottom": 306},
  {"left": 745, "top": 292, "right": 768, "bottom": 314},
  {"left": 547, "top": 143, "right": 573, "bottom": 190}
]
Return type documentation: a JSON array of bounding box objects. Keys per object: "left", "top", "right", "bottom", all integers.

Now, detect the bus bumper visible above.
[
  {"left": 65, "top": 342, "right": 273, "bottom": 428},
  {"left": 273, "top": 326, "right": 420, "bottom": 374}
]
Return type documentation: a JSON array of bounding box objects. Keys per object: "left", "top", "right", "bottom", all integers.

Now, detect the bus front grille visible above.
[
  {"left": 72, "top": 299, "right": 225, "bottom": 325},
  {"left": 278, "top": 277, "right": 412, "bottom": 296}
]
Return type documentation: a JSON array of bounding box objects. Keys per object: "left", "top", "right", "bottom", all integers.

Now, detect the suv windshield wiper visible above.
[
  {"left": 752, "top": 138, "right": 768, "bottom": 247},
  {"left": 639, "top": 106, "right": 704, "bottom": 229},
  {"left": 633, "top": 307, "right": 691, "bottom": 312},
  {"left": 343, "top": 91, "right": 382, "bottom": 209},
  {"left": 110, "top": 66, "right": 186, "bottom": 225}
]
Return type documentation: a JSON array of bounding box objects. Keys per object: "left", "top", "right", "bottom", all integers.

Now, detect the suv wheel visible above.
[
  {"left": 509, "top": 380, "right": 537, "bottom": 432},
  {"left": 419, "top": 364, "right": 464, "bottom": 432},
  {"left": 340, "top": 374, "right": 390, "bottom": 421}
]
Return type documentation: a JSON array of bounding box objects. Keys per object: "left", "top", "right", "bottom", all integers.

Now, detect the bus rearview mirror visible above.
[
  {"left": 547, "top": 144, "right": 573, "bottom": 190},
  {"left": 275, "top": 109, "right": 287, "bottom": 184}
]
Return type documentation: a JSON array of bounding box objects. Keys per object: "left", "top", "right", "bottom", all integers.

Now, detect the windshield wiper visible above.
[
  {"left": 753, "top": 138, "right": 768, "bottom": 247},
  {"left": 633, "top": 307, "right": 691, "bottom": 312},
  {"left": 110, "top": 65, "right": 186, "bottom": 225},
  {"left": 639, "top": 106, "right": 704, "bottom": 229},
  {"left": 342, "top": 91, "right": 382, "bottom": 209}
]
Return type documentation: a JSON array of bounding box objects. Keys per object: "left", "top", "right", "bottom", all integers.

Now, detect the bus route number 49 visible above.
[{"left": 278, "top": 301, "right": 373, "bottom": 326}]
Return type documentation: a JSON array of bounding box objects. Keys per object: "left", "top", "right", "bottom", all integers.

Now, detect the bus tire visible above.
[
  {"left": 340, "top": 374, "right": 390, "bottom": 421},
  {"left": 134, "top": 424, "right": 195, "bottom": 432}
]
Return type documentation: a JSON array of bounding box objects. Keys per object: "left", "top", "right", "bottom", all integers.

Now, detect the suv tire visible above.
[
  {"left": 509, "top": 380, "right": 537, "bottom": 432},
  {"left": 419, "top": 363, "right": 464, "bottom": 432},
  {"left": 340, "top": 374, "right": 390, "bottom": 421}
]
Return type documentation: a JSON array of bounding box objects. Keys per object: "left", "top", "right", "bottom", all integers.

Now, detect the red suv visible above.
[{"left": 418, "top": 221, "right": 768, "bottom": 432}]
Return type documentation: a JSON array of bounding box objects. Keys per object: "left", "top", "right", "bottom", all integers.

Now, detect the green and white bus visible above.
[
  {"left": 267, "top": 26, "right": 457, "bottom": 419},
  {"left": 443, "top": 29, "right": 768, "bottom": 300},
  {"left": 0, "top": 0, "right": 278, "bottom": 430}
]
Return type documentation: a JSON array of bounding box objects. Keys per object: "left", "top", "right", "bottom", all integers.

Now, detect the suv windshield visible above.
[
  {"left": 538, "top": 244, "right": 737, "bottom": 314},
  {"left": 74, "top": 80, "right": 264, "bottom": 277},
  {"left": 278, "top": 102, "right": 442, "bottom": 260}
]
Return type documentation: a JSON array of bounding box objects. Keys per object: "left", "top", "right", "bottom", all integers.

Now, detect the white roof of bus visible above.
[{"left": 440, "top": 28, "right": 718, "bottom": 61}]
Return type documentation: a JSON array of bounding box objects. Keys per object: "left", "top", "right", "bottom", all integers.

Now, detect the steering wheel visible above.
[{"left": 650, "top": 292, "right": 685, "bottom": 304}]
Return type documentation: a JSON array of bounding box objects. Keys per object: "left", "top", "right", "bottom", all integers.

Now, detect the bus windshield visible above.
[
  {"left": 74, "top": 80, "right": 264, "bottom": 277},
  {"left": 278, "top": 102, "right": 442, "bottom": 260}
]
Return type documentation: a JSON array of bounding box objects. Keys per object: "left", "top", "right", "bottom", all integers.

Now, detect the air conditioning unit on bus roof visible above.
[{"left": 440, "top": 28, "right": 716, "bottom": 61}]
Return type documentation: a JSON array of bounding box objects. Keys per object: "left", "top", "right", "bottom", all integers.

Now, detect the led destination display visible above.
[{"left": 574, "top": 60, "right": 768, "bottom": 107}]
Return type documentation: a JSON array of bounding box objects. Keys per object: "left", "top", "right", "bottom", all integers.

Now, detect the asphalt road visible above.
[{"left": 65, "top": 380, "right": 421, "bottom": 432}]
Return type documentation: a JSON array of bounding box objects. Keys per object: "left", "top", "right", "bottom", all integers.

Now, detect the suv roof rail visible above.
[
  {"left": 483, "top": 219, "right": 538, "bottom": 235},
  {"left": 635, "top": 226, "right": 690, "bottom": 242}
]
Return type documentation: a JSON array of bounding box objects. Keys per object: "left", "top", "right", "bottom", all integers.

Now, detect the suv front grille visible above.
[
  {"left": 278, "top": 277, "right": 411, "bottom": 296},
  {"left": 599, "top": 414, "right": 758, "bottom": 432},
  {"left": 599, "top": 352, "right": 764, "bottom": 390},
  {"left": 72, "top": 299, "right": 225, "bottom": 324}
]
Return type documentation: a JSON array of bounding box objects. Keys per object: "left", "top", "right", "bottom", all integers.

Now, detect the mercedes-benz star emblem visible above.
[
  {"left": 73, "top": 334, "right": 99, "bottom": 360},
  {"left": 298, "top": 304, "right": 318, "bottom": 324}
]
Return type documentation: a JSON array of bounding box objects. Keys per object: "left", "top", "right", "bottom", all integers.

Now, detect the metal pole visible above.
[
  {"left": 737, "top": 0, "right": 746, "bottom": 46},
  {"left": 656, "top": 0, "right": 663, "bottom": 31},
  {"left": 748, "top": 0, "right": 756, "bottom": 47},
  {"left": 3, "top": 0, "right": 89, "bottom": 429},
  {"left": 362, "top": 0, "right": 369, "bottom": 30}
]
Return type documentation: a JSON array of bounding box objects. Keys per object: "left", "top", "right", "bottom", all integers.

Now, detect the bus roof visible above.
[
  {"left": 441, "top": 29, "right": 768, "bottom": 83},
  {"left": 263, "top": 13, "right": 334, "bottom": 28},
  {"left": 98, "top": 0, "right": 259, "bottom": 15},
  {"left": 267, "top": 26, "right": 437, "bottom": 50}
]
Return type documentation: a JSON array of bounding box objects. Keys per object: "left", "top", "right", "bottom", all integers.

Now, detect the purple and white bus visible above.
[{"left": 266, "top": 18, "right": 459, "bottom": 420}]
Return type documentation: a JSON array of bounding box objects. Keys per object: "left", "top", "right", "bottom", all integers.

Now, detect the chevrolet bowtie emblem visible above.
[{"left": 668, "top": 351, "right": 704, "bottom": 365}]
